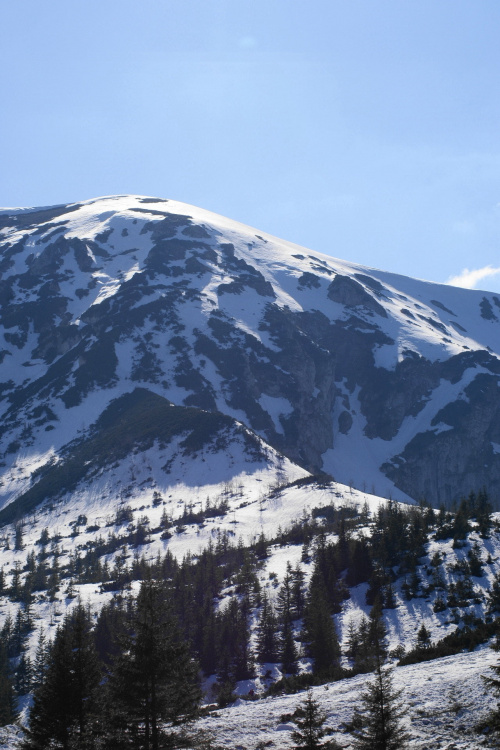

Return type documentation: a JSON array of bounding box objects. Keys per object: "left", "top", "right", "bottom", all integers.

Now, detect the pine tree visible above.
[
  {"left": 303, "top": 581, "right": 340, "bottom": 677},
  {"left": 291, "top": 564, "right": 306, "bottom": 619},
  {"left": 14, "top": 522, "right": 24, "bottom": 551},
  {"left": 15, "top": 650, "right": 32, "bottom": 696},
  {"left": 277, "top": 563, "right": 294, "bottom": 624},
  {"left": 216, "top": 596, "right": 254, "bottom": 682},
  {"left": 280, "top": 618, "right": 298, "bottom": 675},
  {"left": 352, "top": 663, "right": 409, "bottom": 750},
  {"left": 0, "top": 640, "right": 16, "bottom": 727},
  {"left": 368, "top": 599, "right": 388, "bottom": 667},
  {"left": 416, "top": 623, "right": 431, "bottom": 651},
  {"left": 47, "top": 555, "right": 60, "bottom": 601},
  {"left": 257, "top": 593, "right": 279, "bottom": 663},
  {"left": 291, "top": 690, "right": 339, "bottom": 749},
  {"left": 31, "top": 629, "right": 49, "bottom": 691},
  {"left": 105, "top": 579, "right": 201, "bottom": 750},
  {"left": 22, "top": 604, "right": 102, "bottom": 750},
  {"left": 488, "top": 572, "right": 500, "bottom": 615}
]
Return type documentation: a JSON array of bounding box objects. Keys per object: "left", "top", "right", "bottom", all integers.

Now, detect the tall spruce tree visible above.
[
  {"left": 280, "top": 618, "right": 298, "bottom": 675},
  {"left": 0, "top": 640, "right": 16, "bottom": 727},
  {"left": 352, "top": 663, "right": 409, "bottom": 750},
  {"left": 22, "top": 604, "right": 101, "bottom": 750},
  {"left": 257, "top": 593, "right": 279, "bottom": 663},
  {"left": 303, "top": 580, "right": 340, "bottom": 677},
  {"left": 31, "top": 629, "right": 49, "bottom": 691},
  {"left": 105, "top": 579, "right": 201, "bottom": 750}
]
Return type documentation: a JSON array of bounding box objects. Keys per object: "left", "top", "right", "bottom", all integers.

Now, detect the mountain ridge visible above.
[{"left": 0, "top": 194, "right": 500, "bottom": 510}]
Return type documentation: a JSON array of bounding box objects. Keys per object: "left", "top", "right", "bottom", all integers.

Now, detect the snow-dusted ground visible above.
[
  {"left": 195, "top": 646, "right": 498, "bottom": 749},
  {"left": 0, "top": 465, "right": 499, "bottom": 747},
  {"left": 0, "top": 647, "right": 497, "bottom": 748}
]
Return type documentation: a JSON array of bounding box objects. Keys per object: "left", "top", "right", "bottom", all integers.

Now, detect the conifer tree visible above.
[
  {"left": 303, "top": 580, "right": 340, "bottom": 677},
  {"left": 291, "top": 690, "right": 339, "bottom": 749},
  {"left": 277, "top": 563, "right": 294, "bottom": 624},
  {"left": 346, "top": 539, "right": 372, "bottom": 587},
  {"left": 15, "top": 650, "right": 32, "bottom": 696},
  {"left": 291, "top": 564, "right": 306, "bottom": 619},
  {"left": 368, "top": 599, "right": 388, "bottom": 666},
  {"left": 280, "top": 618, "right": 298, "bottom": 675},
  {"left": 257, "top": 593, "right": 279, "bottom": 663},
  {"left": 416, "top": 623, "right": 431, "bottom": 651},
  {"left": 22, "top": 604, "right": 102, "bottom": 750},
  {"left": 352, "top": 663, "right": 409, "bottom": 750},
  {"left": 47, "top": 555, "right": 60, "bottom": 601},
  {"left": 31, "top": 629, "right": 49, "bottom": 691},
  {"left": 105, "top": 579, "right": 201, "bottom": 750},
  {"left": 0, "top": 640, "right": 16, "bottom": 727},
  {"left": 216, "top": 596, "right": 253, "bottom": 682}
]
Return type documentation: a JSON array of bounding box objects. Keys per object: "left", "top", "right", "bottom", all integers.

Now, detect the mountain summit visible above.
[{"left": 0, "top": 194, "right": 499, "bottom": 513}]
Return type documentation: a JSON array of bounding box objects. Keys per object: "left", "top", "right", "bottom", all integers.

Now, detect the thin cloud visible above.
[{"left": 447, "top": 265, "right": 500, "bottom": 289}]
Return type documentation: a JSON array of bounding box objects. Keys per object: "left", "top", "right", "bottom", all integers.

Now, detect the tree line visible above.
[{"left": 0, "top": 489, "right": 498, "bottom": 747}]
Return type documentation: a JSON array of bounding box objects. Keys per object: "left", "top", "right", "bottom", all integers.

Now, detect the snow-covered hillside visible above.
[
  {"left": 3, "top": 196, "right": 500, "bottom": 749},
  {"left": 195, "top": 646, "right": 497, "bottom": 749},
  {"left": 0, "top": 195, "right": 500, "bottom": 514}
]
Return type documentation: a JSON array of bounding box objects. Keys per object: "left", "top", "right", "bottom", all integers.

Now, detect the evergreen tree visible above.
[
  {"left": 303, "top": 580, "right": 340, "bottom": 677},
  {"left": 22, "top": 604, "right": 102, "bottom": 750},
  {"left": 10, "top": 562, "right": 22, "bottom": 601},
  {"left": 291, "top": 690, "right": 339, "bottom": 749},
  {"left": 416, "top": 623, "right": 431, "bottom": 651},
  {"left": 47, "top": 555, "right": 60, "bottom": 601},
  {"left": 476, "top": 487, "right": 493, "bottom": 537},
  {"left": 291, "top": 564, "right": 306, "bottom": 619},
  {"left": 31, "top": 629, "right": 49, "bottom": 691},
  {"left": 488, "top": 572, "right": 500, "bottom": 615},
  {"left": 277, "top": 563, "right": 294, "bottom": 624},
  {"left": 257, "top": 593, "right": 279, "bottom": 663},
  {"left": 14, "top": 522, "right": 24, "bottom": 551},
  {"left": 15, "top": 650, "right": 32, "bottom": 696},
  {"left": 216, "top": 597, "right": 254, "bottom": 682},
  {"left": 352, "top": 664, "right": 409, "bottom": 750},
  {"left": 105, "top": 579, "right": 201, "bottom": 750},
  {"left": 366, "top": 600, "right": 388, "bottom": 669},
  {"left": 280, "top": 618, "right": 298, "bottom": 675},
  {"left": 0, "top": 640, "right": 16, "bottom": 727},
  {"left": 346, "top": 539, "right": 372, "bottom": 587}
]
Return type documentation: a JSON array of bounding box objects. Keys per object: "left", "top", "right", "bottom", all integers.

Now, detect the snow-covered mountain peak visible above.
[{"left": 0, "top": 195, "right": 500, "bottom": 513}]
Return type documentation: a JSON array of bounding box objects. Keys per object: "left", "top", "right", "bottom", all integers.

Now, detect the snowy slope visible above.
[{"left": 1, "top": 194, "right": 500, "bottom": 516}]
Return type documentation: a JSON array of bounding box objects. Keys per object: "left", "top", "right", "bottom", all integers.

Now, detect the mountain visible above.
[
  {"left": 0, "top": 194, "right": 499, "bottom": 515},
  {"left": 1, "top": 197, "right": 500, "bottom": 746}
]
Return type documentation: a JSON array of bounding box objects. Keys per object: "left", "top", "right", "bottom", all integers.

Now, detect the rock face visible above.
[{"left": 1, "top": 195, "right": 500, "bottom": 509}]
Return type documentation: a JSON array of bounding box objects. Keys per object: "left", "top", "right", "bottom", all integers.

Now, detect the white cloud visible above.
[{"left": 447, "top": 265, "right": 500, "bottom": 289}]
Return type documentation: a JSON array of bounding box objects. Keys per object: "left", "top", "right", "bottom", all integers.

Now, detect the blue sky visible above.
[{"left": 2, "top": 1, "right": 500, "bottom": 290}]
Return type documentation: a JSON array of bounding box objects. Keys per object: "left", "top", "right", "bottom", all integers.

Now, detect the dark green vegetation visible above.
[
  {"left": 289, "top": 690, "right": 340, "bottom": 749},
  {"left": 1, "top": 485, "right": 500, "bottom": 747},
  {"left": 351, "top": 664, "right": 409, "bottom": 750},
  {"left": 21, "top": 583, "right": 201, "bottom": 750}
]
